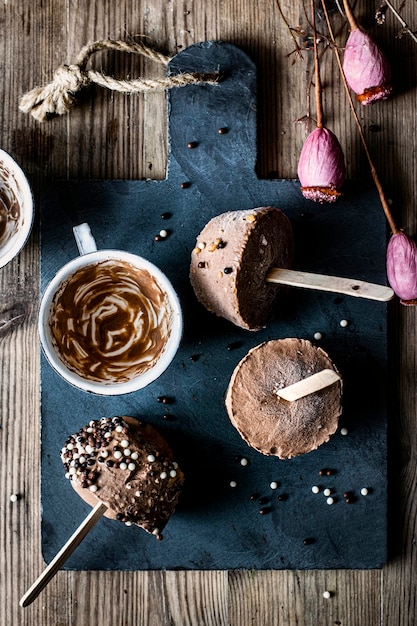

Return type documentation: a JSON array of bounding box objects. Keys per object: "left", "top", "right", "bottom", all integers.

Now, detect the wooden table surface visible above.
[{"left": 1, "top": 1, "right": 416, "bottom": 624}]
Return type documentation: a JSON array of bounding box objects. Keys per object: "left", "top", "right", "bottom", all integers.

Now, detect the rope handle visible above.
[{"left": 19, "top": 39, "right": 220, "bottom": 123}]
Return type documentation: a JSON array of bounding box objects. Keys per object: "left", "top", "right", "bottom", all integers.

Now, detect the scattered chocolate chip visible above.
[
  {"left": 227, "top": 341, "right": 243, "bottom": 351},
  {"left": 157, "top": 396, "right": 175, "bottom": 404},
  {"left": 218, "top": 127, "right": 228, "bottom": 134},
  {"left": 180, "top": 182, "right": 191, "bottom": 189},
  {"left": 198, "top": 261, "right": 206, "bottom": 268},
  {"left": 217, "top": 240, "right": 226, "bottom": 249},
  {"left": 303, "top": 537, "right": 315, "bottom": 545},
  {"left": 224, "top": 267, "right": 233, "bottom": 274},
  {"left": 187, "top": 141, "right": 198, "bottom": 149},
  {"left": 259, "top": 506, "right": 272, "bottom": 515}
]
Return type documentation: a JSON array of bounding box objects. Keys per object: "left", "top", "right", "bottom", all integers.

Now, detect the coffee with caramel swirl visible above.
[{"left": 48, "top": 259, "right": 173, "bottom": 384}]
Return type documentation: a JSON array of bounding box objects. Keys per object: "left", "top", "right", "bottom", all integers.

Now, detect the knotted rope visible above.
[{"left": 19, "top": 39, "right": 220, "bottom": 123}]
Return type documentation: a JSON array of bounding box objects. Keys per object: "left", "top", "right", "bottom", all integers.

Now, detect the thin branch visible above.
[
  {"left": 276, "top": 0, "right": 304, "bottom": 59},
  {"left": 380, "top": 0, "right": 417, "bottom": 45},
  {"left": 311, "top": 0, "right": 324, "bottom": 127}
]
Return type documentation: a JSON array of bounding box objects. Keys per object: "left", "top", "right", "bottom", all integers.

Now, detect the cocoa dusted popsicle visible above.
[
  {"left": 225, "top": 338, "right": 343, "bottom": 459},
  {"left": 189, "top": 206, "right": 394, "bottom": 331}
]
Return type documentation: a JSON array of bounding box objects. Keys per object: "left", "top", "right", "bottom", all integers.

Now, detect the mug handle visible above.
[{"left": 73, "top": 223, "right": 98, "bottom": 255}]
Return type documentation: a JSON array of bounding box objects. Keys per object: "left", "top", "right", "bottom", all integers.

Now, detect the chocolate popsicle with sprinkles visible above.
[
  {"left": 189, "top": 206, "right": 394, "bottom": 331},
  {"left": 19, "top": 416, "right": 184, "bottom": 608}
]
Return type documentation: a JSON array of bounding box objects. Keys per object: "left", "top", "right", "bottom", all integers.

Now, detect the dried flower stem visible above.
[
  {"left": 276, "top": 0, "right": 304, "bottom": 59},
  {"left": 382, "top": 0, "right": 417, "bottom": 45},
  {"left": 321, "top": 0, "right": 399, "bottom": 235},
  {"left": 311, "top": 0, "right": 324, "bottom": 128},
  {"left": 342, "top": 0, "right": 359, "bottom": 30}
]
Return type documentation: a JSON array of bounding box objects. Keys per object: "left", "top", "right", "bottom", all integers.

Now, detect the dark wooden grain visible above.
[{"left": 1, "top": 1, "right": 416, "bottom": 624}]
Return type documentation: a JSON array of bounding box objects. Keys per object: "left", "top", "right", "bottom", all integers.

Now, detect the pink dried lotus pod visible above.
[
  {"left": 386, "top": 232, "right": 417, "bottom": 305},
  {"left": 343, "top": 29, "right": 392, "bottom": 105},
  {"left": 297, "top": 127, "right": 346, "bottom": 203}
]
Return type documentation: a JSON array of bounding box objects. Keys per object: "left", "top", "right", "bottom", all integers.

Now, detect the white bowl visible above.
[{"left": 0, "top": 149, "right": 34, "bottom": 269}]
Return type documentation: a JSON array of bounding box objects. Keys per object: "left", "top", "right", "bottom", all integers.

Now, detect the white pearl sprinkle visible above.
[
  {"left": 270, "top": 481, "right": 278, "bottom": 490},
  {"left": 240, "top": 458, "right": 248, "bottom": 467},
  {"left": 69, "top": 467, "right": 76, "bottom": 475},
  {"left": 340, "top": 319, "right": 349, "bottom": 327},
  {"left": 314, "top": 332, "right": 322, "bottom": 340},
  {"left": 89, "top": 485, "right": 98, "bottom": 492},
  {"left": 124, "top": 449, "right": 131, "bottom": 456},
  {"left": 361, "top": 488, "right": 369, "bottom": 496},
  {"left": 119, "top": 462, "right": 128, "bottom": 470},
  {"left": 125, "top": 521, "right": 132, "bottom": 527},
  {"left": 197, "top": 241, "right": 205, "bottom": 250},
  {"left": 170, "top": 469, "right": 177, "bottom": 477},
  {"left": 323, "top": 488, "right": 332, "bottom": 497},
  {"left": 85, "top": 445, "right": 94, "bottom": 454},
  {"left": 78, "top": 447, "right": 86, "bottom": 455},
  {"left": 135, "top": 490, "right": 141, "bottom": 497},
  {"left": 152, "top": 528, "right": 160, "bottom": 535},
  {"left": 65, "top": 472, "right": 71, "bottom": 479},
  {"left": 116, "top": 425, "right": 124, "bottom": 432},
  {"left": 229, "top": 480, "right": 237, "bottom": 488},
  {"left": 131, "top": 452, "right": 139, "bottom": 460},
  {"left": 160, "top": 472, "right": 168, "bottom": 479},
  {"left": 326, "top": 497, "right": 334, "bottom": 505},
  {"left": 340, "top": 427, "right": 349, "bottom": 436},
  {"left": 312, "top": 485, "right": 320, "bottom": 494},
  {"left": 101, "top": 450, "right": 109, "bottom": 458},
  {"left": 121, "top": 440, "right": 129, "bottom": 448},
  {"left": 159, "top": 229, "right": 168, "bottom": 238},
  {"left": 67, "top": 443, "right": 74, "bottom": 450},
  {"left": 128, "top": 463, "right": 136, "bottom": 471},
  {"left": 114, "top": 450, "right": 123, "bottom": 459},
  {"left": 173, "top": 461, "right": 178, "bottom": 469},
  {"left": 323, "top": 590, "right": 332, "bottom": 599},
  {"left": 104, "top": 431, "right": 112, "bottom": 438},
  {"left": 147, "top": 454, "right": 156, "bottom": 463},
  {"left": 9, "top": 494, "right": 18, "bottom": 502},
  {"left": 72, "top": 453, "right": 80, "bottom": 460},
  {"left": 79, "top": 456, "right": 86, "bottom": 464},
  {"left": 86, "top": 427, "right": 93, "bottom": 433}
]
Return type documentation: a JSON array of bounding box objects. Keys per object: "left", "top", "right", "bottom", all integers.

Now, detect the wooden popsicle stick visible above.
[
  {"left": 19, "top": 501, "right": 107, "bottom": 608},
  {"left": 275, "top": 368, "right": 341, "bottom": 402},
  {"left": 266, "top": 268, "right": 394, "bottom": 302}
]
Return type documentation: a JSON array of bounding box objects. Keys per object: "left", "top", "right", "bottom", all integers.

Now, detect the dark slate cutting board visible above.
[{"left": 40, "top": 41, "right": 389, "bottom": 570}]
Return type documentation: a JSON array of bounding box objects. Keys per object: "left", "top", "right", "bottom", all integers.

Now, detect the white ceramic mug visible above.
[
  {"left": 0, "top": 149, "right": 34, "bottom": 269},
  {"left": 39, "top": 223, "right": 183, "bottom": 395}
]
